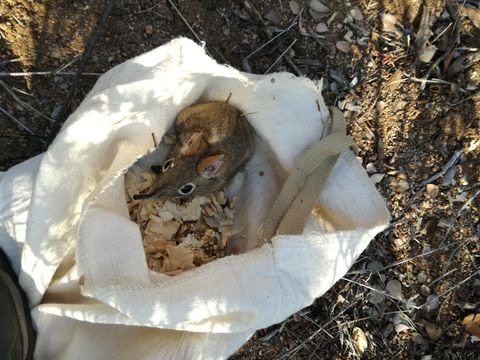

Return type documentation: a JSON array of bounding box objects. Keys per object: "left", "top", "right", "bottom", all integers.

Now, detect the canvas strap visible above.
[{"left": 263, "top": 107, "right": 357, "bottom": 241}]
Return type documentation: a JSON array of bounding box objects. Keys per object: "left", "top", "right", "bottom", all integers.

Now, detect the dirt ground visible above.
[{"left": 1, "top": 0, "right": 479, "bottom": 358}]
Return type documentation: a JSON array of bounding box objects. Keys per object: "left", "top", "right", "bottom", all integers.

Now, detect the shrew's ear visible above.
[
  {"left": 180, "top": 131, "right": 206, "bottom": 156},
  {"left": 197, "top": 154, "right": 225, "bottom": 179}
]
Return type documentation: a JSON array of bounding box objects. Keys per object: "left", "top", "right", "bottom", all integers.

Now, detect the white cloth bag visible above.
[{"left": 0, "top": 38, "right": 390, "bottom": 359}]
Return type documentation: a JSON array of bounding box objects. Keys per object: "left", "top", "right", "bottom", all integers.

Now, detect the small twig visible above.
[
  {"left": 440, "top": 189, "right": 480, "bottom": 245},
  {"left": 383, "top": 149, "right": 463, "bottom": 220},
  {"left": 377, "top": 136, "right": 385, "bottom": 171},
  {"left": 0, "top": 79, "right": 55, "bottom": 124},
  {"left": 378, "top": 238, "right": 465, "bottom": 271},
  {"left": 280, "top": 302, "right": 356, "bottom": 359},
  {"left": 134, "top": 2, "right": 163, "bottom": 15},
  {"left": 429, "top": 268, "right": 458, "bottom": 287},
  {"left": 447, "top": 89, "right": 480, "bottom": 106},
  {"left": 151, "top": 133, "right": 158, "bottom": 147},
  {"left": 260, "top": 319, "right": 291, "bottom": 342},
  {"left": 408, "top": 75, "right": 459, "bottom": 87},
  {"left": 166, "top": 0, "right": 212, "bottom": 57},
  {"left": 431, "top": 23, "right": 453, "bottom": 45},
  {"left": 419, "top": 149, "right": 463, "bottom": 188},
  {"left": 243, "top": 0, "right": 264, "bottom": 22},
  {"left": 0, "top": 71, "right": 102, "bottom": 77},
  {"left": 298, "top": 312, "right": 333, "bottom": 339},
  {"left": 55, "top": 0, "right": 116, "bottom": 124},
  {"left": 244, "top": 17, "right": 298, "bottom": 60},
  {"left": 54, "top": 54, "right": 81, "bottom": 73},
  {"left": 419, "top": 48, "right": 453, "bottom": 91},
  {"left": 438, "top": 269, "right": 480, "bottom": 298},
  {"left": 342, "top": 277, "right": 421, "bottom": 309},
  {"left": 264, "top": 39, "right": 298, "bottom": 74},
  {"left": 0, "top": 106, "right": 45, "bottom": 143},
  {"left": 330, "top": 310, "right": 415, "bottom": 328},
  {"left": 284, "top": 56, "right": 303, "bottom": 77},
  {"left": 12, "top": 87, "right": 34, "bottom": 97},
  {"left": 0, "top": 58, "right": 21, "bottom": 66}
]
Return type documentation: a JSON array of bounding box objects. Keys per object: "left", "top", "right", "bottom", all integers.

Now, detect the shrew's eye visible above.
[
  {"left": 162, "top": 158, "right": 175, "bottom": 172},
  {"left": 178, "top": 182, "right": 196, "bottom": 196}
]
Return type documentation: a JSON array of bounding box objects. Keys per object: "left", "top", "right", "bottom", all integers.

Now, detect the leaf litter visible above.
[{"left": 125, "top": 171, "right": 239, "bottom": 275}]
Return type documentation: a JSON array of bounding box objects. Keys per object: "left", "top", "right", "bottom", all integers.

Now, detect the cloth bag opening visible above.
[{"left": 0, "top": 37, "right": 390, "bottom": 359}]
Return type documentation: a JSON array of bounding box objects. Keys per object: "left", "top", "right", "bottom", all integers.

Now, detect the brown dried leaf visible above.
[
  {"left": 202, "top": 215, "right": 220, "bottom": 229},
  {"left": 424, "top": 321, "right": 442, "bottom": 341},
  {"left": 352, "top": 327, "right": 368, "bottom": 354},
  {"left": 386, "top": 279, "right": 403, "bottom": 299},
  {"left": 415, "top": 6, "right": 434, "bottom": 50},
  {"left": 466, "top": 7, "right": 480, "bottom": 30},
  {"left": 419, "top": 45, "right": 437, "bottom": 63},
  {"left": 368, "top": 289, "right": 386, "bottom": 304},
  {"left": 127, "top": 171, "right": 236, "bottom": 275},
  {"left": 289, "top": 1, "right": 300, "bottom": 15},
  {"left": 336, "top": 41, "right": 350, "bottom": 53},
  {"left": 370, "top": 173, "right": 385, "bottom": 184},
  {"left": 350, "top": 7, "right": 363, "bottom": 21},
  {"left": 144, "top": 240, "right": 172, "bottom": 254},
  {"left": 426, "top": 184, "right": 439, "bottom": 198},
  {"left": 395, "top": 323, "right": 411, "bottom": 333},
  {"left": 397, "top": 179, "right": 410, "bottom": 193},
  {"left": 163, "top": 246, "right": 195, "bottom": 273},
  {"left": 462, "top": 314, "right": 480, "bottom": 337},
  {"left": 381, "top": 13, "right": 401, "bottom": 37},
  {"left": 145, "top": 216, "right": 181, "bottom": 240}
]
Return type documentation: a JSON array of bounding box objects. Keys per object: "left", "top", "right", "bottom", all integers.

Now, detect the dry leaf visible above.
[
  {"left": 413, "top": 333, "right": 429, "bottom": 345},
  {"left": 352, "top": 327, "right": 368, "bottom": 355},
  {"left": 344, "top": 30, "right": 354, "bottom": 42},
  {"left": 50, "top": 49, "right": 62, "bottom": 59},
  {"left": 424, "top": 321, "right": 442, "bottom": 341},
  {"left": 264, "top": 10, "right": 281, "bottom": 25},
  {"left": 289, "top": 0, "right": 300, "bottom": 15},
  {"left": 350, "top": 7, "right": 364, "bottom": 21},
  {"left": 309, "top": 0, "right": 329, "bottom": 13},
  {"left": 179, "top": 233, "right": 203, "bottom": 248},
  {"left": 145, "top": 217, "right": 181, "bottom": 240},
  {"left": 336, "top": 41, "right": 350, "bottom": 53},
  {"left": 367, "top": 261, "right": 384, "bottom": 271},
  {"left": 144, "top": 240, "right": 172, "bottom": 254},
  {"left": 447, "top": 51, "right": 480, "bottom": 76},
  {"left": 376, "top": 101, "right": 386, "bottom": 114},
  {"left": 381, "top": 13, "right": 401, "bottom": 37},
  {"left": 386, "top": 279, "right": 403, "bottom": 299},
  {"left": 419, "top": 44, "right": 437, "bottom": 63},
  {"left": 395, "top": 323, "right": 410, "bottom": 333},
  {"left": 309, "top": 9, "right": 328, "bottom": 21},
  {"left": 466, "top": 7, "right": 480, "bottom": 30},
  {"left": 315, "top": 23, "right": 328, "bottom": 33},
  {"left": 397, "top": 179, "right": 410, "bottom": 193},
  {"left": 126, "top": 170, "right": 237, "bottom": 275},
  {"left": 424, "top": 294, "right": 440, "bottom": 311},
  {"left": 368, "top": 289, "right": 386, "bottom": 304},
  {"left": 415, "top": 6, "right": 433, "bottom": 50},
  {"left": 163, "top": 246, "right": 195, "bottom": 273},
  {"left": 366, "top": 163, "right": 377, "bottom": 174},
  {"left": 462, "top": 314, "right": 480, "bottom": 337},
  {"left": 426, "top": 184, "right": 439, "bottom": 198}
]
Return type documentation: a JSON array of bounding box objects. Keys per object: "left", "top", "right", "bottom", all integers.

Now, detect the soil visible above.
[{"left": 1, "top": 0, "right": 479, "bottom": 358}]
